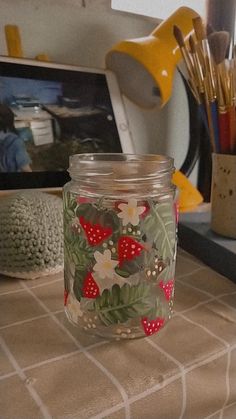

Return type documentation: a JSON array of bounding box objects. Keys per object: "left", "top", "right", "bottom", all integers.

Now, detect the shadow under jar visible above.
[{"left": 63, "top": 153, "right": 177, "bottom": 339}]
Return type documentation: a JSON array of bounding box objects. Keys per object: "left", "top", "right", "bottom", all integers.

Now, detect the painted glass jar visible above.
[{"left": 63, "top": 154, "right": 177, "bottom": 339}]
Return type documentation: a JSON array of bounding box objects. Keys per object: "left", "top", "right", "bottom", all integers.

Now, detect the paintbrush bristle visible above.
[
  {"left": 208, "top": 31, "right": 230, "bottom": 65},
  {"left": 173, "top": 25, "right": 185, "bottom": 48},
  {"left": 206, "top": 23, "right": 215, "bottom": 37},
  {"left": 189, "top": 35, "right": 197, "bottom": 54},
  {"left": 192, "top": 16, "right": 206, "bottom": 41},
  {"left": 233, "top": 45, "right": 236, "bottom": 59}
]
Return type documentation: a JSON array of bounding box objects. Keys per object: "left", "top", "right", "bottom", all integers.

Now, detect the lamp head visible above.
[{"left": 106, "top": 7, "right": 199, "bottom": 108}]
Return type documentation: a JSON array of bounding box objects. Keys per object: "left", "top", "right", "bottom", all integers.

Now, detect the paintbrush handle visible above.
[
  {"left": 229, "top": 106, "right": 236, "bottom": 153},
  {"left": 199, "top": 103, "right": 209, "bottom": 131},
  {"left": 210, "top": 101, "right": 220, "bottom": 153},
  {"left": 202, "top": 79, "right": 216, "bottom": 152},
  {"left": 218, "top": 110, "right": 231, "bottom": 154}
]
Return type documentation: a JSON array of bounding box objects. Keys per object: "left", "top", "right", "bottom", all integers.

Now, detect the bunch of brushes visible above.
[{"left": 173, "top": 16, "right": 236, "bottom": 154}]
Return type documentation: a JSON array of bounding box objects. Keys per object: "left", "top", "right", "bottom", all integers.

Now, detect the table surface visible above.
[
  {"left": 1, "top": 248, "right": 236, "bottom": 419},
  {"left": 44, "top": 105, "right": 102, "bottom": 119},
  {"left": 179, "top": 207, "right": 236, "bottom": 282}
]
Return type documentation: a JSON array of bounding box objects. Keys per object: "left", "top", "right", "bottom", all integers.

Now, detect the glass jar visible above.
[{"left": 63, "top": 153, "right": 177, "bottom": 339}]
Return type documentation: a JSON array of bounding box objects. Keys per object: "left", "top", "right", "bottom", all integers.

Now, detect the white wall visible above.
[
  {"left": 112, "top": 0, "right": 207, "bottom": 20},
  {"left": 0, "top": 0, "right": 157, "bottom": 67},
  {"left": 0, "top": 0, "right": 190, "bottom": 173}
]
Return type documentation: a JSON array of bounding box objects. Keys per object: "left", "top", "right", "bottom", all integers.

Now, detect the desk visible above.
[
  {"left": 42, "top": 104, "right": 121, "bottom": 153},
  {"left": 13, "top": 107, "right": 54, "bottom": 146},
  {"left": 0, "top": 249, "right": 236, "bottom": 419},
  {"left": 43, "top": 105, "right": 103, "bottom": 119}
]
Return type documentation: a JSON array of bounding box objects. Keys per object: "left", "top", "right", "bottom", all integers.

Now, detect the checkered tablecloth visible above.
[{"left": 1, "top": 249, "right": 236, "bottom": 419}]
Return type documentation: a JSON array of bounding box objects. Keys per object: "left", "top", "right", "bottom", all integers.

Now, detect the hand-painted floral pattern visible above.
[
  {"left": 93, "top": 249, "right": 119, "bottom": 279},
  {"left": 66, "top": 294, "right": 83, "bottom": 324},
  {"left": 117, "top": 198, "right": 146, "bottom": 226},
  {"left": 64, "top": 192, "right": 177, "bottom": 339},
  {"left": 94, "top": 271, "right": 127, "bottom": 294}
]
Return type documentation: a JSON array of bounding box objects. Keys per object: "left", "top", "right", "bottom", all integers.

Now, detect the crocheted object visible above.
[{"left": 0, "top": 191, "right": 63, "bottom": 279}]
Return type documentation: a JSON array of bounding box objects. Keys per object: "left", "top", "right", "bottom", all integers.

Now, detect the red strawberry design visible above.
[
  {"left": 139, "top": 201, "right": 150, "bottom": 218},
  {"left": 64, "top": 290, "right": 69, "bottom": 306},
  {"left": 118, "top": 236, "right": 144, "bottom": 266},
  {"left": 141, "top": 317, "right": 165, "bottom": 336},
  {"left": 76, "top": 196, "right": 91, "bottom": 204},
  {"left": 82, "top": 272, "right": 100, "bottom": 298},
  {"left": 79, "top": 216, "right": 112, "bottom": 246},
  {"left": 174, "top": 202, "right": 179, "bottom": 224},
  {"left": 159, "top": 280, "right": 174, "bottom": 301}
]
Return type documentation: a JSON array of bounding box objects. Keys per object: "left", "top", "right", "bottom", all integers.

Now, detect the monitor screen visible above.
[{"left": 0, "top": 56, "right": 133, "bottom": 190}]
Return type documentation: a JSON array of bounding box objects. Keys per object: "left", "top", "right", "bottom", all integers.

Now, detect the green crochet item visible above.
[{"left": 0, "top": 191, "right": 64, "bottom": 279}]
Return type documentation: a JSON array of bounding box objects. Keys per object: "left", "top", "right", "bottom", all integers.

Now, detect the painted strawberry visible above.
[
  {"left": 141, "top": 317, "right": 165, "bottom": 336},
  {"left": 76, "top": 196, "right": 91, "bottom": 205},
  {"left": 159, "top": 280, "right": 174, "bottom": 301},
  {"left": 82, "top": 272, "right": 100, "bottom": 298},
  {"left": 64, "top": 290, "right": 69, "bottom": 306},
  {"left": 79, "top": 216, "right": 112, "bottom": 246},
  {"left": 174, "top": 202, "right": 179, "bottom": 224},
  {"left": 118, "top": 236, "right": 145, "bottom": 266}
]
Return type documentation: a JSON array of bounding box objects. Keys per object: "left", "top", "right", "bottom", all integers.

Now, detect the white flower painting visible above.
[
  {"left": 67, "top": 294, "right": 83, "bottom": 324},
  {"left": 93, "top": 249, "right": 118, "bottom": 279},
  {"left": 117, "top": 198, "right": 146, "bottom": 226}
]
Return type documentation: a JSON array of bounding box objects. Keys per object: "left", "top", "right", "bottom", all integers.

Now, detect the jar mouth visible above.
[
  {"left": 69, "top": 153, "right": 174, "bottom": 179},
  {"left": 70, "top": 153, "right": 172, "bottom": 162},
  {"left": 68, "top": 153, "right": 175, "bottom": 198}
]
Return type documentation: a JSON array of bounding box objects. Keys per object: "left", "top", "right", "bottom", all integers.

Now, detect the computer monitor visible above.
[{"left": 0, "top": 56, "right": 134, "bottom": 190}]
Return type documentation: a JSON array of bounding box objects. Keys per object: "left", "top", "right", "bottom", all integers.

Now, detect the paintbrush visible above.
[
  {"left": 208, "top": 31, "right": 232, "bottom": 153},
  {"left": 229, "top": 55, "right": 236, "bottom": 152},
  {"left": 188, "top": 33, "right": 216, "bottom": 151},
  {"left": 189, "top": 35, "right": 204, "bottom": 93},
  {"left": 208, "top": 31, "right": 230, "bottom": 104},
  {"left": 206, "top": 23, "right": 215, "bottom": 37},
  {"left": 173, "top": 25, "right": 203, "bottom": 104},
  {"left": 174, "top": 25, "right": 215, "bottom": 150},
  {"left": 188, "top": 35, "right": 210, "bottom": 134},
  {"left": 189, "top": 35, "right": 219, "bottom": 152},
  {"left": 173, "top": 25, "right": 208, "bottom": 125},
  {"left": 216, "top": 69, "right": 231, "bottom": 153},
  {"left": 173, "top": 25, "right": 195, "bottom": 82},
  {"left": 233, "top": 45, "right": 236, "bottom": 104},
  {"left": 192, "top": 16, "right": 216, "bottom": 97}
]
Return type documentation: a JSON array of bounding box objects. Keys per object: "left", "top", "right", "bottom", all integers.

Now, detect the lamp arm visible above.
[{"left": 179, "top": 71, "right": 201, "bottom": 177}]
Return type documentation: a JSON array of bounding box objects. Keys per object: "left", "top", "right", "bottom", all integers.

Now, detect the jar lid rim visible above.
[{"left": 69, "top": 153, "right": 173, "bottom": 165}]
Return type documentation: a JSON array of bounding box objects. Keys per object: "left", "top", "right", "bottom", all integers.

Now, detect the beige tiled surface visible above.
[
  {"left": 183, "top": 354, "right": 228, "bottom": 419},
  {"left": 0, "top": 347, "right": 14, "bottom": 375},
  {"left": 130, "top": 379, "right": 183, "bottom": 418},
  {"left": 0, "top": 290, "right": 45, "bottom": 327},
  {"left": 90, "top": 339, "right": 177, "bottom": 398},
  {"left": 26, "top": 352, "right": 123, "bottom": 418},
  {"left": 0, "top": 376, "right": 44, "bottom": 419},
  {"left": 0, "top": 248, "right": 236, "bottom": 419}
]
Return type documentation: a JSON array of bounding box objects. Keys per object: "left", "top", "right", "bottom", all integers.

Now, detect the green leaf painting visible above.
[
  {"left": 73, "top": 267, "right": 87, "bottom": 301},
  {"left": 142, "top": 201, "right": 176, "bottom": 260},
  {"left": 91, "top": 282, "right": 159, "bottom": 326}
]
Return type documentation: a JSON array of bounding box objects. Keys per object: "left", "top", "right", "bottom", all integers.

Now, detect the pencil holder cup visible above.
[
  {"left": 211, "top": 153, "right": 236, "bottom": 239},
  {"left": 63, "top": 153, "right": 177, "bottom": 340}
]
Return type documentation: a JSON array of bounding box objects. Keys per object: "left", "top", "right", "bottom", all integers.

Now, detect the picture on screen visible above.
[{"left": 0, "top": 72, "right": 122, "bottom": 173}]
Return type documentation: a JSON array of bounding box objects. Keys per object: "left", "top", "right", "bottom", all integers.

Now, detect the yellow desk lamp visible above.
[{"left": 106, "top": 6, "right": 203, "bottom": 212}]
